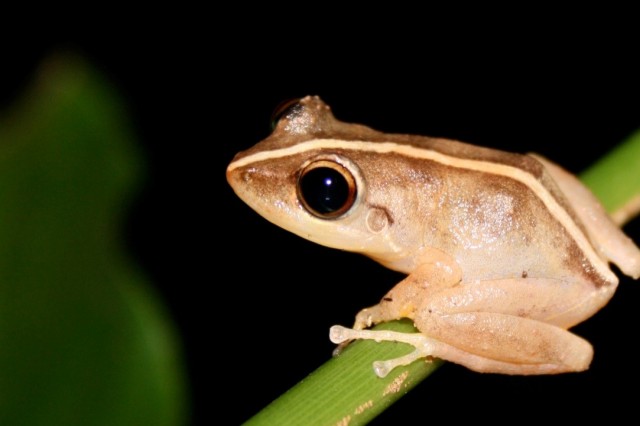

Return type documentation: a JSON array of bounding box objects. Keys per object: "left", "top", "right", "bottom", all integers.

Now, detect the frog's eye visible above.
[
  {"left": 297, "top": 160, "right": 357, "bottom": 219},
  {"left": 270, "top": 98, "right": 302, "bottom": 130}
]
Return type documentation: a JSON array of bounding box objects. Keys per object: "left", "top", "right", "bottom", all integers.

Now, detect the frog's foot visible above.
[
  {"left": 331, "top": 303, "right": 407, "bottom": 356},
  {"left": 329, "top": 325, "right": 437, "bottom": 378}
]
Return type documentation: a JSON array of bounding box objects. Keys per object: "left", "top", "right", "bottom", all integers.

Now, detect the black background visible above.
[{"left": 3, "top": 24, "right": 640, "bottom": 425}]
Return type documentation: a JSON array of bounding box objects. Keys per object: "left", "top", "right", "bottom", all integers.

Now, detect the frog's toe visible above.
[
  {"left": 329, "top": 325, "right": 351, "bottom": 344},
  {"left": 372, "top": 348, "right": 433, "bottom": 377},
  {"left": 329, "top": 325, "right": 437, "bottom": 376},
  {"left": 353, "top": 307, "right": 377, "bottom": 329}
]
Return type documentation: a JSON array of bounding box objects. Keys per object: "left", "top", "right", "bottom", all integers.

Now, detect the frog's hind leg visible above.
[
  {"left": 531, "top": 153, "right": 640, "bottom": 278},
  {"left": 329, "top": 318, "right": 591, "bottom": 376},
  {"left": 414, "top": 311, "right": 593, "bottom": 374},
  {"left": 610, "top": 194, "right": 640, "bottom": 227},
  {"left": 334, "top": 277, "right": 601, "bottom": 376},
  {"left": 410, "top": 277, "right": 601, "bottom": 374}
]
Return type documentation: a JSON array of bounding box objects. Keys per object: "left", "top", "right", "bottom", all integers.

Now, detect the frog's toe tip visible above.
[
  {"left": 329, "top": 325, "right": 350, "bottom": 344},
  {"left": 373, "top": 361, "right": 391, "bottom": 378}
]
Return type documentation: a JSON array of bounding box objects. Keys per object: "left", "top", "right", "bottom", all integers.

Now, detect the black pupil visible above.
[{"left": 300, "top": 167, "right": 350, "bottom": 215}]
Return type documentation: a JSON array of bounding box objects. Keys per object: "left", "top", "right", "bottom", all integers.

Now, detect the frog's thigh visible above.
[
  {"left": 413, "top": 278, "right": 603, "bottom": 373},
  {"left": 426, "top": 277, "right": 615, "bottom": 328},
  {"left": 416, "top": 311, "right": 593, "bottom": 374}
]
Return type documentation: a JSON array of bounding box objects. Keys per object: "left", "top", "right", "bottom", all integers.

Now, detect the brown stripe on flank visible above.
[{"left": 228, "top": 138, "right": 616, "bottom": 284}]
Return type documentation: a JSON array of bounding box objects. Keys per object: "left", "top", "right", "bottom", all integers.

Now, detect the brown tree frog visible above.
[{"left": 226, "top": 96, "right": 640, "bottom": 376}]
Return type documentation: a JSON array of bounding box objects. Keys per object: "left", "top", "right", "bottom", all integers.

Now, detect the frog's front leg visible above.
[
  {"left": 351, "top": 257, "right": 462, "bottom": 330},
  {"left": 331, "top": 256, "right": 461, "bottom": 360}
]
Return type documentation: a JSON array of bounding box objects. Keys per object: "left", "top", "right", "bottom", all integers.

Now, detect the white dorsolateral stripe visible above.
[{"left": 228, "top": 138, "right": 616, "bottom": 283}]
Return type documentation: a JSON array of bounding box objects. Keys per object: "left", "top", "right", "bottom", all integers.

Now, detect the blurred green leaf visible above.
[{"left": 0, "top": 54, "right": 187, "bottom": 425}]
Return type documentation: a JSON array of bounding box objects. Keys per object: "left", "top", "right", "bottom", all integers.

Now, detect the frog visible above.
[{"left": 226, "top": 96, "right": 640, "bottom": 376}]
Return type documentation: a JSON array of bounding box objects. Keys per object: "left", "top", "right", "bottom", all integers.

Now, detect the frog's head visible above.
[{"left": 226, "top": 96, "right": 423, "bottom": 270}]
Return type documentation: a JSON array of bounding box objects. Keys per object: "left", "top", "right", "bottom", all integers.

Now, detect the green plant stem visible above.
[
  {"left": 580, "top": 129, "right": 640, "bottom": 214},
  {"left": 244, "top": 132, "right": 640, "bottom": 426},
  {"left": 244, "top": 320, "right": 438, "bottom": 426}
]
